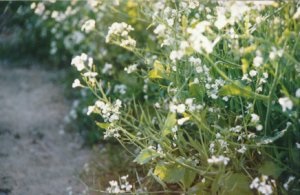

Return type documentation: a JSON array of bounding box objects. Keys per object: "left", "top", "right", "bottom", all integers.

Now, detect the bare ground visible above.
[{"left": 0, "top": 65, "right": 91, "bottom": 195}]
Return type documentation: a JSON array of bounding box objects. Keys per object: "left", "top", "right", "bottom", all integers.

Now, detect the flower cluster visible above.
[
  {"left": 88, "top": 99, "right": 122, "bottom": 123},
  {"left": 106, "top": 175, "right": 133, "bottom": 194},
  {"left": 105, "top": 22, "right": 136, "bottom": 48},
  {"left": 250, "top": 175, "right": 275, "bottom": 195}
]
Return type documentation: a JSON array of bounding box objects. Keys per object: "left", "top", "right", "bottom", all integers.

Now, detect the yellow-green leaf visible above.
[
  {"left": 134, "top": 148, "right": 159, "bottom": 165},
  {"left": 162, "top": 113, "right": 176, "bottom": 136},
  {"left": 219, "top": 81, "right": 252, "bottom": 98},
  {"left": 241, "top": 58, "right": 249, "bottom": 75},
  {"left": 95, "top": 121, "right": 110, "bottom": 129},
  {"left": 149, "top": 60, "right": 165, "bottom": 79},
  {"left": 154, "top": 163, "right": 185, "bottom": 183}
]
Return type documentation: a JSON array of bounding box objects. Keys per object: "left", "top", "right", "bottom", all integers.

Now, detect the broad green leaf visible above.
[
  {"left": 134, "top": 148, "right": 159, "bottom": 165},
  {"left": 219, "top": 81, "right": 252, "bottom": 98},
  {"left": 182, "top": 169, "right": 197, "bottom": 189},
  {"left": 95, "top": 121, "right": 110, "bottom": 129},
  {"left": 162, "top": 113, "right": 176, "bottom": 136},
  {"left": 189, "top": 82, "right": 206, "bottom": 100},
  {"left": 222, "top": 173, "right": 252, "bottom": 195},
  {"left": 258, "top": 161, "right": 284, "bottom": 179},
  {"left": 154, "top": 163, "right": 185, "bottom": 183}
]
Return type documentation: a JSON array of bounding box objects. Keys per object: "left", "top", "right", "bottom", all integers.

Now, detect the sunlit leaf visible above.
[
  {"left": 134, "top": 148, "right": 159, "bottom": 165},
  {"left": 95, "top": 121, "right": 110, "bottom": 129},
  {"left": 162, "top": 113, "right": 176, "bottom": 136},
  {"left": 149, "top": 60, "right": 165, "bottom": 79},
  {"left": 154, "top": 163, "right": 185, "bottom": 183},
  {"left": 219, "top": 81, "right": 252, "bottom": 98}
]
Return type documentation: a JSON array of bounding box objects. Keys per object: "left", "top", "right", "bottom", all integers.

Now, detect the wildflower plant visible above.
[{"left": 71, "top": 0, "right": 300, "bottom": 194}]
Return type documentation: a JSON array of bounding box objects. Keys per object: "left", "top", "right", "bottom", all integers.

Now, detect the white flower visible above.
[
  {"left": 170, "top": 50, "right": 184, "bottom": 62},
  {"left": 207, "top": 155, "right": 230, "bottom": 166},
  {"left": 296, "top": 142, "right": 300, "bottom": 149},
  {"left": 106, "top": 22, "right": 135, "bottom": 48},
  {"left": 249, "top": 70, "right": 257, "bottom": 77},
  {"left": 256, "top": 124, "right": 263, "bottom": 131},
  {"left": 253, "top": 55, "right": 263, "bottom": 67},
  {"left": 251, "top": 113, "right": 260, "bottom": 123},
  {"left": 278, "top": 97, "right": 293, "bottom": 112},
  {"left": 283, "top": 176, "right": 295, "bottom": 190},
  {"left": 177, "top": 117, "right": 190, "bottom": 125},
  {"left": 153, "top": 24, "right": 166, "bottom": 36},
  {"left": 71, "top": 53, "right": 91, "bottom": 71},
  {"left": 83, "top": 71, "right": 98, "bottom": 77},
  {"left": 295, "top": 88, "right": 300, "bottom": 98},
  {"left": 250, "top": 175, "right": 273, "bottom": 195},
  {"left": 237, "top": 145, "right": 247, "bottom": 154},
  {"left": 72, "top": 79, "right": 82, "bottom": 88},
  {"left": 215, "top": 15, "right": 227, "bottom": 30},
  {"left": 102, "top": 63, "right": 113, "bottom": 75},
  {"left": 124, "top": 64, "right": 138, "bottom": 74},
  {"left": 87, "top": 105, "right": 95, "bottom": 115},
  {"left": 34, "top": 3, "right": 45, "bottom": 15},
  {"left": 293, "top": 7, "right": 300, "bottom": 19},
  {"left": 81, "top": 19, "right": 96, "bottom": 33},
  {"left": 176, "top": 104, "right": 186, "bottom": 113}
]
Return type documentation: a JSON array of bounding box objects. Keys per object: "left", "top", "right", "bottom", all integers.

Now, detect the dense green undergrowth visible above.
[{"left": 5, "top": 0, "right": 300, "bottom": 194}]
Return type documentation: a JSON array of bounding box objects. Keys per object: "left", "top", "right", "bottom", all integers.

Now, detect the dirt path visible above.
[{"left": 0, "top": 65, "right": 91, "bottom": 195}]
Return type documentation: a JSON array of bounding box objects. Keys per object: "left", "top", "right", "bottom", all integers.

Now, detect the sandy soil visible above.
[{"left": 0, "top": 65, "right": 91, "bottom": 195}]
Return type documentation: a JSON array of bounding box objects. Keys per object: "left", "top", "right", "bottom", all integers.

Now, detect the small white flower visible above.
[
  {"left": 237, "top": 145, "right": 247, "bottom": 154},
  {"left": 251, "top": 113, "right": 260, "bottom": 123},
  {"left": 87, "top": 105, "right": 95, "bottom": 115},
  {"left": 81, "top": 19, "right": 96, "bottom": 33},
  {"left": 176, "top": 104, "right": 186, "bottom": 113},
  {"left": 293, "top": 7, "right": 300, "bottom": 19},
  {"left": 296, "top": 142, "right": 300, "bottom": 149},
  {"left": 249, "top": 70, "right": 257, "bottom": 77},
  {"left": 207, "top": 155, "right": 230, "bottom": 166},
  {"left": 256, "top": 124, "right": 263, "bottom": 131},
  {"left": 153, "top": 24, "right": 166, "bottom": 36},
  {"left": 283, "top": 176, "right": 295, "bottom": 190},
  {"left": 72, "top": 79, "right": 82, "bottom": 88},
  {"left": 83, "top": 71, "right": 98, "bottom": 77},
  {"left": 124, "top": 64, "right": 138, "bottom": 74},
  {"left": 278, "top": 97, "right": 293, "bottom": 112},
  {"left": 295, "top": 88, "right": 300, "bottom": 98},
  {"left": 177, "top": 117, "right": 190, "bottom": 125},
  {"left": 250, "top": 175, "right": 273, "bottom": 195},
  {"left": 253, "top": 56, "right": 263, "bottom": 67}
]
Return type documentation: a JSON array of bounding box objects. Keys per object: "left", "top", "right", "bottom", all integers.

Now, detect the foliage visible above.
[{"left": 12, "top": 0, "right": 300, "bottom": 194}]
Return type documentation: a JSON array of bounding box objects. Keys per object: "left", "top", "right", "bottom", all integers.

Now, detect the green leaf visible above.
[
  {"left": 154, "top": 163, "right": 185, "bottom": 183},
  {"left": 182, "top": 169, "right": 197, "bottom": 189},
  {"left": 219, "top": 81, "right": 252, "bottom": 98},
  {"left": 258, "top": 161, "right": 284, "bottom": 179},
  {"left": 222, "top": 173, "right": 252, "bottom": 195},
  {"left": 134, "top": 148, "right": 159, "bottom": 165},
  {"left": 189, "top": 82, "right": 206, "bottom": 100},
  {"left": 162, "top": 113, "right": 177, "bottom": 136},
  {"left": 95, "top": 121, "right": 110, "bottom": 129},
  {"left": 241, "top": 58, "right": 249, "bottom": 75}
]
